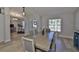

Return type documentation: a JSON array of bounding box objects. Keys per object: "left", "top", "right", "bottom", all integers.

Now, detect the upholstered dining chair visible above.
[{"left": 21, "top": 37, "right": 35, "bottom": 52}]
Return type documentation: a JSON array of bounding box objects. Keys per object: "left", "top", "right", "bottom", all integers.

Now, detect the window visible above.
[
  {"left": 33, "top": 20, "right": 37, "bottom": 28},
  {"left": 49, "top": 19, "right": 61, "bottom": 32}
]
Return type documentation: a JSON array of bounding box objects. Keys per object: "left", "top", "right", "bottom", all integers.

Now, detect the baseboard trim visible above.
[
  {"left": 4, "top": 39, "right": 11, "bottom": 43},
  {"left": 0, "top": 41, "right": 4, "bottom": 44},
  {"left": 24, "top": 33, "right": 30, "bottom": 36},
  {"left": 0, "top": 40, "right": 4, "bottom": 43},
  {"left": 58, "top": 35, "right": 73, "bottom": 39}
]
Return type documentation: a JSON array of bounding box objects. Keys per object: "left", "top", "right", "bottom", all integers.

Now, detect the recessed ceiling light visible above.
[{"left": 12, "top": 18, "right": 18, "bottom": 21}]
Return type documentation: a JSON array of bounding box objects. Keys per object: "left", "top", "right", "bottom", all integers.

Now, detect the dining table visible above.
[
  {"left": 23, "top": 32, "right": 55, "bottom": 52},
  {"left": 34, "top": 32, "right": 55, "bottom": 51}
]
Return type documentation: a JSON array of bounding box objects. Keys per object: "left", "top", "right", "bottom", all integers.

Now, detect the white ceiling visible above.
[
  {"left": 9, "top": 7, "right": 23, "bottom": 18},
  {"left": 9, "top": 7, "right": 78, "bottom": 18},
  {"left": 26, "top": 7, "right": 77, "bottom": 16}
]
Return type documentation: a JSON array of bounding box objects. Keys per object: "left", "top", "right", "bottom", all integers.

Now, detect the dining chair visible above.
[{"left": 21, "top": 37, "right": 35, "bottom": 52}]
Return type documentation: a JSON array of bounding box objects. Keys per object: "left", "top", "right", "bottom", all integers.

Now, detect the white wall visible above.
[
  {"left": 24, "top": 15, "right": 43, "bottom": 35},
  {"left": 75, "top": 8, "right": 79, "bottom": 31},
  {"left": 59, "top": 13, "right": 74, "bottom": 38},
  {"left": 38, "top": 16, "right": 42, "bottom": 32},
  {"left": 0, "top": 14, "right": 5, "bottom": 42},
  {"left": 34, "top": 15, "right": 42, "bottom": 32},
  {"left": 42, "top": 16, "right": 48, "bottom": 29},
  {"left": 41, "top": 13, "right": 74, "bottom": 38},
  {"left": 24, "top": 11, "right": 74, "bottom": 39},
  {"left": 0, "top": 8, "right": 11, "bottom": 43},
  {"left": 24, "top": 16, "right": 30, "bottom": 35},
  {"left": 4, "top": 8, "right": 11, "bottom": 42}
]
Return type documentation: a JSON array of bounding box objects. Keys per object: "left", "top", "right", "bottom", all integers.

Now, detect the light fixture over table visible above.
[{"left": 22, "top": 7, "right": 25, "bottom": 16}]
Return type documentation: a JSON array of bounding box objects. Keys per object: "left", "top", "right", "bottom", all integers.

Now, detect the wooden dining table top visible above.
[
  {"left": 34, "top": 32, "right": 55, "bottom": 51},
  {"left": 24, "top": 32, "right": 55, "bottom": 51}
]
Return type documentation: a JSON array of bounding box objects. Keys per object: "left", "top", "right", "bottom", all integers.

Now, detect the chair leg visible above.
[{"left": 35, "top": 47, "right": 47, "bottom": 52}]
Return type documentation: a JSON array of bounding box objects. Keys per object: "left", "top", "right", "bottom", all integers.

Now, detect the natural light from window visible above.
[
  {"left": 49, "top": 18, "right": 61, "bottom": 32},
  {"left": 33, "top": 20, "right": 37, "bottom": 28}
]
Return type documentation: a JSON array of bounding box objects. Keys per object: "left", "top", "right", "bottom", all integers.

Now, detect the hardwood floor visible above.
[
  {"left": 0, "top": 32, "right": 78, "bottom": 52},
  {"left": 0, "top": 32, "right": 24, "bottom": 52},
  {"left": 56, "top": 37, "right": 78, "bottom": 52}
]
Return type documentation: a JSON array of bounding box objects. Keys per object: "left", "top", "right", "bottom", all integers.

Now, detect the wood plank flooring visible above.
[{"left": 0, "top": 32, "right": 78, "bottom": 52}]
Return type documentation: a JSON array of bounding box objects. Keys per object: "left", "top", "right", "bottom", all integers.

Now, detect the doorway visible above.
[{"left": 10, "top": 17, "right": 25, "bottom": 41}]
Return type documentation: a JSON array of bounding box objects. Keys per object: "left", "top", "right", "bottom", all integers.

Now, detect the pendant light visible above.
[{"left": 22, "top": 7, "right": 25, "bottom": 16}]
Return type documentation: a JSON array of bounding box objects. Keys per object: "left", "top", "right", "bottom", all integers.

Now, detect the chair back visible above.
[{"left": 22, "top": 37, "right": 35, "bottom": 52}]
